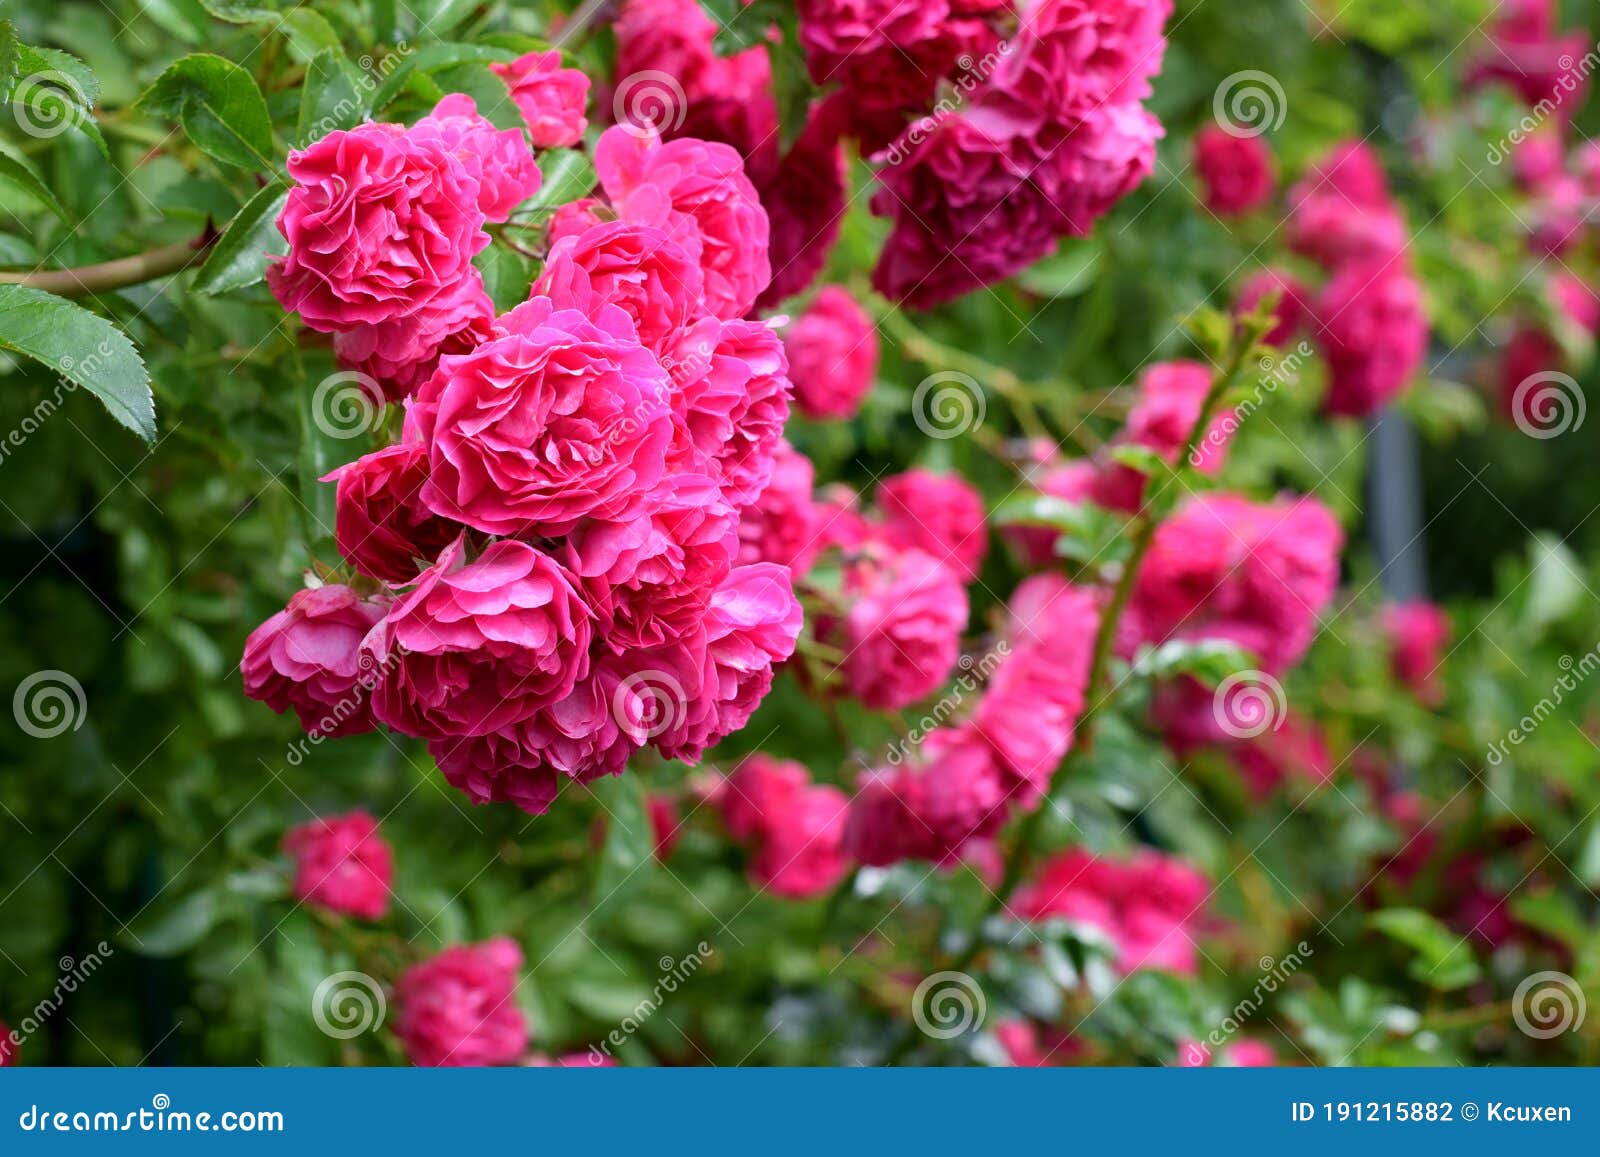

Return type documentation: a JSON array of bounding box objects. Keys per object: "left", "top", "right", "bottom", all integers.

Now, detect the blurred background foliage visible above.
[{"left": 0, "top": 0, "right": 1598, "bottom": 1067}]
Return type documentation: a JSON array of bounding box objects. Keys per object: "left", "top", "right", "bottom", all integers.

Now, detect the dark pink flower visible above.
[
  {"left": 393, "top": 938, "right": 528, "bottom": 1067},
  {"left": 328, "top": 442, "right": 461, "bottom": 585},
  {"left": 595, "top": 126, "right": 771, "bottom": 319},
  {"left": 756, "top": 98, "right": 849, "bottom": 309},
  {"left": 1315, "top": 256, "right": 1428, "bottom": 417},
  {"left": 413, "top": 299, "right": 674, "bottom": 537},
  {"left": 1286, "top": 141, "right": 1407, "bottom": 270},
  {"left": 1192, "top": 124, "right": 1274, "bottom": 216},
  {"left": 998, "top": 0, "right": 1172, "bottom": 111},
  {"left": 737, "top": 438, "right": 820, "bottom": 574},
  {"left": 268, "top": 123, "right": 488, "bottom": 332},
  {"left": 784, "top": 286, "right": 878, "bottom": 421},
  {"left": 1123, "top": 359, "right": 1234, "bottom": 474},
  {"left": 1381, "top": 601, "right": 1450, "bottom": 705},
  {"left": 532, "top": 220, "right": 705, "bottom": 355},
  {"left": 411, "top": 94, "right": 543, "bottom": 222},
  {"left": 282, "top": 810, "right": 394, "bottom": 920},
  {"left": 368, "top": 537, "right": 594, "bottom": 743},
  {"left": 674, "top": 317, "right": 792, "bottom": 507},
  {"left": 333, "top": 278, "right": 496, "bottom": 403},
  {"left": 1234, "top": 268, "right": 1312, "bottom": 347},
  {"left": 548, "top": 198, "right": 607, "bottom": 245},
  {"left": 491, "top": 51, "right": 590, "bottom": 149},
  {"left": 876, "top": 467, "right": 988, "bottom": 582},
  {"left": 843, "top": 547, "right": 969, "bottom": 711},
  {"left": 243, "top": 585, "right": 388, "bottom": 738},
  {"left": 722, "top": 756, "right": 849, "bottom": 898}
]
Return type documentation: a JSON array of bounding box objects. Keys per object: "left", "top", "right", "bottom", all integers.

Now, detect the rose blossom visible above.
[
  {"left": 1192, "top": 124, "right": 1275, "bottom": 216},
  {"left": 410, "top": 94, "right": 543, "bottom": 222},
  {"left": 674, "top": 318, "right": 792, "bottom": 508},
  {"left": 413, "top": 299, "right": 674, "bottom": 537},
  {"left": 1315, "top": 256, "right": 1428, "bottom": 417},
  {"left": 594, "top": 125, "right": 771, "bottom": 319},
  {"left": 531, "top": 220, "right": 705, "bottom": 355},
  {"left": 490, "top": 50, "right": 590, "bottom": 148},
  {"left": 242, "top": 585, "right": 388, "bottom": 738},
  {"left": 328, "top": 442, "right": 461, "bottom": 585},
  {"left": 548, "top": 198, "right": 607, "bottom": 245},
  {"left": 367, "top": 537, "right": 594, "bottom": 742},
  {"left": 756, "top": 98, "right": 849, "bottom": 310},
  {"left": 1234, "top": 268, "right": 1312, "bottom": 347},
  {"left": 268, "top": 123, "right": 489, "bottom": 332},
  {"left": 843, "top": 547, "right": 969, "bottom": 712},
  {"left": 333, "top": 279, "right": 496, "bottom": 403},
  {"left": 722, "top": 756, "right": 849, "bottom": 897},
  {"left": 737, "top": 440, "right": 820, "bottom": 572},
  {"left": 393, "top": 938, "right": 528, "bottom": 1067},
  {"left": 282, "top": 810, "right": 394, "bottom": 920},
  {"left": 876, "top": 467, "right": 989, "bottom": 583},
  {"left": 1381, "top": 601, "right": 1450, "bottom": 706},
  {"left": 783, "top": 286, "right": 879, "bottom": 421},
  {"left": 1286, "top": 141, "right": 1407, "bottom": 270}
]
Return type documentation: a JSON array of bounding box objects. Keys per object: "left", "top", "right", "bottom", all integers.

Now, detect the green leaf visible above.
[
  {"left": 0, "top": 138, "right": 70, "bottom": 223},
  {"left": 124, "top": 887, "right": 223, "bottom": 956},
  {"left": 7, "top": 44, "right": 108, "bottom": 159},
  {"left": 0, "top": 23, "right": 20, "bottom": 101},
  {"left": 474, "top": 244, "right": 535, "bottom": 313},
  {"left": 1015, "top": 237, "right": 1103, "bottom": 299},
  {"left": 1130, "top": 638, "right": 1258, "bottom": 686},
  {"left": 192, "top": 181, "right": 288, "bottom": 295},
  {"left": 296, "top": 51, "right": 364, "bottom": 148},
  {"left": 1368, "top": 908, "right": 1482, "bottom": 991},
  {"left": 139, "top": 53, "right": 274, "bottom": 170},
  {"left": 0, "top": 284, "right": 156, "bottom": 441},
  {"left": 527, "top": 149, "right": 596, "bottom": 210},
  {"left": 590, "top": 773, "right": 654, "bottom": 910},
  {"left": 368, "top": 42, "right": 515, "bottom": 112}
]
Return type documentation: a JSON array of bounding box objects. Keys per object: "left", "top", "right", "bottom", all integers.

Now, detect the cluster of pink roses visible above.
[
  {"left": 611, "top": 0, "right": 1169, "bottom": 309},
  {"left": 245, "top": 64, "right": 804, "bottom": 815},
  {"left": 715, "top": 756, "right": 850, "bottom": 897}
]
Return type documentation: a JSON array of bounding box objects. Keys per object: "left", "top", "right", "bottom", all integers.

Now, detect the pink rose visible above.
[
  {"left": 1498, "top": 326, "right": 1565, "bottom": 429},
  {"left": 784, "top": 287, "right": 878, "bottom": 421},
  {"left": 1551, "top": 273, "right": 1600, "bottom": 334},
  {"left": 242, "top": 585, "right": 388, "bottom": 738},
  {"left": 876, "top": 467, "right": 988, "bottom": 583},
  {"left": 368, "top": 537, "right": 594, "bottom": 743},
  {"left": 1381, "top": 600, "right": 1450, "bottom": 705},
  {"left": 333, "top": 278, "right": 496, "bottom": 402},
  {"left": 329, "top": 442, "right": 461, "bottom": 585},
  {"left": 595, "top": 126, "right": 771, "bottom": 319},
  {"left": 1122, "top": 359, "right": 1234, "bottom": 474},
  {"left": 721, "top": 756, "right": 849, "bottom": 898},
  {"left": 1286, "top": 141, "right": 1407, "bottom": 270},
  {"left": 491, "top": 50, "right": 590, "bottom": 149},
  {"left": 755, "top": 97, "right": 849, "bottom": 309},
  {"left": 842, "top": 547, "right": 969, "bottom": 712},
  {"left": 393, "top": 938, "right": 528, "bottom": 1067},
  {"left": 1315, "top": 256, "right": 1428, "bottom": 417},
  {"left": 0, "top": 1023, "right": 13, "bottom": 1066},
  {"left": 1192, "top": 124, "right": 1275, "bottom": 216},
  {"left": 548, "top": 198, "right": 607, "bottom": 245},
  {"left": 414, "top": 299, "right": 674, "bottom": 537},
  {"left": 675, "top": 317, "right": 792, "bottom": 508},
  {"left": 533, "top": 220, "right": 705, "bottom": 356},
  {"left": 282, "top": 810, "right": 394, "bottom": 920},
  {"left": 1000, "top": 0, "right": 1172, "bottom": 111},
  {"left": 268, "top": 123, "right": 489, "bottom": 331},
  {"left": 411, "top": 94, "right": 542, "bottom": 222},
  {"left": 737, "top": 440, "right": 820, "bottom": 572},
  {"left": 1234, "top": 268, "right": 1312, "bottom": 347}
]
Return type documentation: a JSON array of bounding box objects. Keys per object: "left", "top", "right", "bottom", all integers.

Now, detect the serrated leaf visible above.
[
  {"left": 296, "top": 50, "right": 364, "bottom": 147},
  {"left": 0, "top": 138, "right": 70, "bottom": 223},
  {"left": 192, "top": 181, "right": 288, "bottom": 295},
  {"left": 139, "top": 53, "right": 274, "bottom": 170},
  {"left": 0, "top": 284, "right": 156, "bottom": 441},
  {"left": 8, "top": 44, "right": 108, "bottom": 159}
]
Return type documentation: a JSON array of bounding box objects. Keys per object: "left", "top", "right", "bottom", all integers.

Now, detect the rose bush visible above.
[{"left": 1, "top": 0, "right": 1599, "bottom": 1071}]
